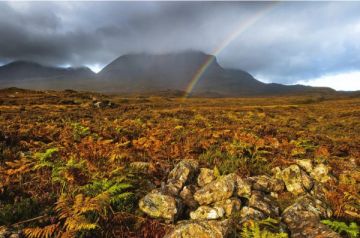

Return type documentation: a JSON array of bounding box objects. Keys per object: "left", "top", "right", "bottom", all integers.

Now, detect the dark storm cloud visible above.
[{"left": 0, "top": 1, "right": 360, "bottom": 84}]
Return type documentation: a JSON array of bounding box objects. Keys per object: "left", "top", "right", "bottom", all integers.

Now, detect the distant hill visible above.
[
  {"left": 0, "top": 51, "right": 335, "bottom": 96},
  {"left": 0, "top": 60, "right": 96, "bottom": 90}
]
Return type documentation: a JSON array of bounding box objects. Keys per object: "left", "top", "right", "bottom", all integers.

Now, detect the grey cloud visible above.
[{"left": 0, "top": 1, "right": 359, "bottom": 84}]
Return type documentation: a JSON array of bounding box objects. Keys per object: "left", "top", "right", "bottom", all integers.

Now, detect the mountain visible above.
[
  {"left": 0, "top": 60, "right": 96, "bottom": 90},
  {"left": 97, "top": 51, "right": 334, "bottom": 96},
  {"left": 0, "top": 51, "right": 335, "bottom": 96}
]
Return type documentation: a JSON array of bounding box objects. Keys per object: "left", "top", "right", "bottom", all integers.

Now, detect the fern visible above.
[
  {"left": 24, "top": 223, "right": 59, "bottom": 238},
  {"left": 72, "top": 123, "right": 90, "bottom": 141},
  {"left": 33, "top": 148, "right": 59, "bottom": 169},
  {"left": 53, "top": 192, "right": 110, "bottom": 236},
  {"left": 241, "top": 219, "right": 288, "bottom": 238},
  {"left": 80, "top": 177, "right": 134, "bottom": 211},
  {"left": 321, "top": 220, "right": 359, "bottom": 238}
]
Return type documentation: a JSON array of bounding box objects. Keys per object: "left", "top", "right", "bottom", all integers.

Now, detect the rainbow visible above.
[{"left": 183, "top": 2, "right": 277, "bottom": 98}]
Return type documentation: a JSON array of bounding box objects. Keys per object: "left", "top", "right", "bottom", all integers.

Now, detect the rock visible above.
[
  {"left": 283, "top": 203, "right": 340, "bottom": 238},
  {"left": 139, "top": 189, "right": 182, "bottom": 221},
  {"left": 310, "top": 164, "right": 331, "bottom": 183},
  {"left": 214, "top": 198, "right": 241, "bottom": 217},
  {"left": 235, "top": 176, "right": 252, "bottom": 198},
  {"left": 283, "top": 194, "right": 332, "bottom": 218},
  {"left": 240, "top": 206, "right": 266, "bottom": 221},
  {"left": 180, "top": 185, "right": 199, "bottom": 209},
  {"left": 190, "top": 206, "right": 225, "bottom": 220},
  {"left": 164, "top": 220, "right": 229, "bottom": 238},
  {"left": 280, "top": 165, "right": 309, "bottom": 195},
  {"left": 248, "top": 175, "right": 285, "bottom": 193},
  {"left": 197, "top": 168, "right": 216, "bottom": 187},
  {"left": 93, "top": 100, "right": 117, "bottom": 108},
  {"left": 296, "top": 159, "right": 313, "bottom": 173},
  {"left": 301, "top": 170, "right": 314, "bottom": 190},
  {"left": 248, "top": 191, "right": 279, "bottom": 217},
  {"left": 166, "top": 159, "right": 199, "bottom": 195},
  {"left": 194, "top": 174, "right": 235, "bottom": 205}
]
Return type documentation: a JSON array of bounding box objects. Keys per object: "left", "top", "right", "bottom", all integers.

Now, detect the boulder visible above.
[
  {"left": 139, "top": 189, "right": 182, "bottom": 221},
  {"left": 310, "top": 164, "right": 331, "bottom": 183},
  {"left": 214, "top": 198, "right": 241, "bottom": 217},
  {"left": 166, "top": 159, "right": 199, "bottom": 195},
  {"left": 240, "top": 206, "right": 266, "bottom": 221},
  {"left": 164, "top": 220, "right": 229, "bottom": 238},
  {"left": 283, "top": 204, "right": 339, "bottom": 238},
  {"left": 283, "top": 194, "right": 332, "bottom": 218},
  {"left": 248, "top": 175, "right": 285, "bottom": 193},
  {"left": 190, "top": 206, "right": 225, "bottom": 220},
  {"left": 235, "top": 176, "right": 252, "bottom": 198},
  {"left": 280, "top": 165, "right": 310, "bottom": 195},
  {"left": 194, "top": 174, "right": 235, "bottom": 205},
  {"left": 180, "top": 185, "right": 199, "bottom": 209},
  {"left": 197, "top": 168, "right": 216, "bottom": 187},
  {"left": 296, "top": 159, "right": 313, "bottom": 173},
  {"left": 248, "top": 191, "right": 279, "bottom": 217}
]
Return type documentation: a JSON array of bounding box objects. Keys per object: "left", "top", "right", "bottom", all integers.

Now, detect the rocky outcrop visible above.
[{"left": 138, "top": 160, "right": 340, "bottom": 238}]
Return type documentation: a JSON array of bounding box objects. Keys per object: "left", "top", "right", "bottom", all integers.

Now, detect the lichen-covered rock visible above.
[
  {"left": 283, "top": 194, "right": 332, "bottom": 218},
  {"left": 180, "top": 185, "right": 199, "bottom": 209},
  {"left": 214, "top": 198, "right": 241, "bottom": 217},
  {"left": 166, "top": 159, "right": 199, "bottom": 195},
  {"left": 248, "top": 175, "right": 285, "bottom": 193},
  {"left": 139, "top": 189, "right": 182, "bottom": 221},
  {"left": 194, "top": 174, "right": 235, "bottom": 205},
  {"left": 310, "top": 163, "right": 331, "bottom": 183},
  {"left": 197, "top": 168, "right": 216, "bottom": 187},
  {"left": 280, "top": 164, "right": 309, "bottom": 195},
  {"left": 296, "top": 159, "right": 313, "bottom": 173},
  {"left": 240, "top": 206, "right": 266, "bottom": 221},
  {"left": 283, "top": 205, "right": 340, "bottom": 238},
  {"left": 235, "top": 175, "right": 252, "bottom": 198},
  {"left": 190, "top": 206, "right": 225, "bottom": 220},
  {"left": 248, "top": 191, "right": 279, "bottom": 217},
  {"left": 164, "top": 220, "right": 229, "bottom": 238},
  {"left": 301, "top": 170, "right": 314, "bottom": 190}
]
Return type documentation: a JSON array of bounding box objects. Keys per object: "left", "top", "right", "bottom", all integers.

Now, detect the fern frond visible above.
[
  {"left": 241, "top": 219, "right": 288, "bottom": 238},
  {"left": 23, "top": 223, "right": 59, "bottom": 238},
  {"left": 64, "top": 215, "right": 97, "bottom": 231},
  {"left": 321, "top": 220, "right": 359, "bottom": 238}
]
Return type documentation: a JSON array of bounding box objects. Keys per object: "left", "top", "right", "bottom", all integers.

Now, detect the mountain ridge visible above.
[{"left": 0, "top": 51, "right": 336, "bottom": 96}]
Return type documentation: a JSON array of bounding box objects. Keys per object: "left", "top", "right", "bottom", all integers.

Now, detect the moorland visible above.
[{"left": 0, "top": 88, "right": 359, "bottom": 237}]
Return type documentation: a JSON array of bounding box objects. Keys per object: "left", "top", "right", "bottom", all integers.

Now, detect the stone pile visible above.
[{"left": 139, "top": 159, "right": 340, "bottom": 238}]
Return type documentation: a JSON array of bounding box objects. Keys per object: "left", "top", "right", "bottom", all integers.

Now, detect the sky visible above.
[{"left": 0, "top": 1, "right": 360, "bottom": 90}]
